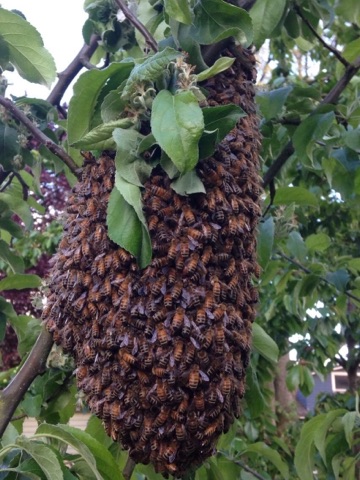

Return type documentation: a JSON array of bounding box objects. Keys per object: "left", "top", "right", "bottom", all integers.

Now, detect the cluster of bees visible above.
[{"left": 43, "top": 46, "right": 261, "bottom": 478}]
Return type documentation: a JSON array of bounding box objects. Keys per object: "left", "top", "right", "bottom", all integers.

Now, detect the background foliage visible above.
[{"left": 0, "top": 0, "right": 359, "bottom": 479}]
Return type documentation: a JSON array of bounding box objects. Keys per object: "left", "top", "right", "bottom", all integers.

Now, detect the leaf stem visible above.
[
  {"left": 0, "top": 328, "right": 53, "bottom": 438},
  {"left": 231, "top": 458, "right": 268, "bottom": 480},
  {"left": 0, "top": 95, "right": 80, "bottom": 178},
  {"left": 114, "top": 0, "right": 158, "bottom": 53},
  {"left": 123, "top": 457, "right": 136, "bottom": 480}
]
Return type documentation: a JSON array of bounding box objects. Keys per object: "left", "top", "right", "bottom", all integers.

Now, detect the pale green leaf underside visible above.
[{"left": 0, "top": 8, "right": 56, "bottom": 87}]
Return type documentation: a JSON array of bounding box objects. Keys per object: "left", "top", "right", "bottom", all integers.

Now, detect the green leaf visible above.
[
  {"left": 196, "top": 57, "right": 235, "bottom": 82},
  {"left": 85, "top": 416, "right": 113, "bottom": 449},
  {"left": 341, "top": 411, "right": 356, "bottom": 449},
  {"left": 243, "top": 442, "right": 289, "bottom": 479},
  {"left": 9, "top": 315, "right": 41, "bottom": 357},
  {"left": 0, "top": 273, "right": 41, "bottom": 291},
  {"left": 250, "top": 0, "right": 287, "bottom": 48},
  {"left": 113, "top": 128, "right": 152, "bottom": 187},
  {"left": 0, "top": 8, "right": 56, "bottom": 87},
  {"left": 107, "top": 185, "right": 151, "bottom": 268},
  {"left": 252, "top": 323, "right": 278, "bottom": 363},
  {"left": 313, "top": 409, "right": 347, "bottom": 465},
  {"left": 151, "top": 90, "right": 204, "bottom": 173},
  {"left": 256, "top": 87, "right": 292, "bottom": 120},
  {"left": 15, "top": 436, "right": 63, "bottom": 480},
  {"left": 164, "top": 0, "right": 192, "bottom": 25},
  {"left": 326, "top": 269, "right": 350, "bottom": 292},
  {"left": 295, "top": 415, "right": 327, "bottom": 480},
  {"left": 300, "top": 365, "right": 315, "bottom": 396},
  {"left": 190, "top": 0, "right": 253, "bottom": 46},
  {"left": 343, "top": 128, "right": 360, "bottom": 151},
  {"left": 257, "top": 217, "right": 274, "bottom": 269},
  {"left": 305, "top": 233, "right": 331, "bottom": 252},
  {"left": 286, "top": 231, "right": 307, "bottom": 262},
  {"left": 101, "top": 86, "right": 128, "bottom": 123},
  {"left": 122, "top": 47, "right": 181, "bottom": 98},
  {"left": 171, "top": 170, "right": 206, "bottom": 195},
  {"left": 245, "top": 361, "right": 266, "bottom": 418},
  {"left": 0, "top": 190, "right": 33, "bottom": 229},
  {"left": 0, "top": 216, "right": 24, "bottom": 238},
  {"left": 199, "top": 104, "right": 246, "bottom": 158},
  {"left": 0, "top": 123, "right": 19, "bottom": 170},
  {"left": 160, "top": 151, "right": 180, "bottom": 179},
  {"left": 293, "top": 112, "right": 335, "bottom": 163},
  {"left": 274, "top": 186, "right": 318, "bottom": 207},
  {"left": 0, "top": 295, "right": 17, "bottom": 319},
  {"left": 71, "top": 118, "right": 134, "bottom": 150},
  {"left": 336, "top": 0, "right": 360, "bottom": 26},
  {"left": 67, "top": 62, "right": 134, "bottom": 157},
  {"left": 286, "top": 365, "right": 301, "bottom": 391},
  {"left": 35, "top": 423, "right": 121, "bottom": 480},
  {"left": 0, "top": 239, "right": 24, "bottom": 273}
]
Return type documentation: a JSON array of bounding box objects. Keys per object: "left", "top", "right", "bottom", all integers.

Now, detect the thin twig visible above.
[
  {"left": 263, "top": 55, "right": 360, "bottom": 187},
  {"left": 0, "top": 328, "right": 53, "bottom": 437},
  {"left": 114, "top": 0, "right": 158, "bottom": 53},
  {"left": 277, "top": 251, "right": 360, "bottom": 304},
  {"left": 47, "top": 34, "right": 100, "bottom": 107},
  {"left": 0, "top": 95, "right": 80, "bottom": 178},
  {"left": 294, "top": 5, "right": 349, "bottom": 67},
  {"left": 123, "top": 457, "right": 136, "bottom": 480},
  {"left": 232, "top": 459, "right": 268, "bottom": 480}
]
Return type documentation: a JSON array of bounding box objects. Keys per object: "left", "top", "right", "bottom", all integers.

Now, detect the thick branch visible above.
[
  {"left": 276, "top": 252, "right": 360, "bottom": 304},
  {"left": 263, "top": 56, "right": 360, "bottom": 187},
  {"left": 294, "top": 5, "right": 349, "bottom": 67},
  {"left": 114, "top": 0, "right": 158, "bottom": 53},
  {"left": 0, "top": 328, "right": 53, "bottom": 437},
  {"left": 47, "top": 34, "right": 100, "bottom": 107},
  {"left": 0, "top": 95, "right": 80, "bottom": 177}
]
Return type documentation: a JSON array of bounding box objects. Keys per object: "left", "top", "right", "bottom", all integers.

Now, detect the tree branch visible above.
[
  {"left": 47, "top": 34, "right": 100, "bottom": 107},
  {"left": 232, "top": 459, "right": 268, "bottom": 480},
  {"left": 294, "top": 5, "right": 349, "bottom": 67},
  {"left": 276, "top": 252, "right": 360, "bottom": 304},
  {"left": 114, "top": 0, "right": 158, "bottom": 53},
  {"left": 0, "top": 95, "right": 80, "bottom": 178},
  {"left": 263, "top": 55, "right": 360, "bottom": 187},
  {"left": 0, "top": 328, "right": 53, "bottom": 437}
]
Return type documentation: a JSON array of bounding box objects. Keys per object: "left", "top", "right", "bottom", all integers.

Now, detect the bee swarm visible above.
[{"left": 43, "top": 46, "right": 261, "bottom": 478}]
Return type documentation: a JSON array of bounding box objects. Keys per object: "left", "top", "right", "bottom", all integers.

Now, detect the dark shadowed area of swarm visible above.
[{"left": 42, "top": 46, "right": 262, "bottom": 478}]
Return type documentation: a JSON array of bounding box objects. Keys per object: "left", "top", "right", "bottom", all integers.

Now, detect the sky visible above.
[{"left": 1, "top": 0, "right": 88, "bottom": 101}]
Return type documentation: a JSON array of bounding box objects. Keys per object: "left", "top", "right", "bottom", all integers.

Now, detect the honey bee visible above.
[
  {"left": 76, "top": 365, "right": 88, "bottom": 381},
  {"left": 185, "top": 343, "right": 195, "bottom": 365},
  {"left": 228, "top": 274, "right": 239, "bottom": 291},
  {"left": 153, "top": 307, "right": 168, "bottom": 323},
  {"left": 156, "top": 324, "right": 169, "bottom": 345},
  {"left": 91, "top": 319, "right": 100, "bottom": 337},
  {"left": 202, "top": 331, "right": 213, "bottom": 349},
  {"left": 184, "top": 253, "right": 199, "bottom": 276},
  {"left": 189, "top": 364, "right": 200, "bottom": 390},
  {"left": 187, "top": 227, "right": 203, "bottom": 241},
  {"left": 182, "top": 314, "right": 192, "bottom": 335},
  {"left": 204, "top": 292, "right": 215, "bottom": 310},
  {"left": 83, "top": 342, "right": 96, "bottom": 361},
  {"left": 200, "top": 246, "right": 212, "bottom": 266},
  {"left": 105, "top": 330, "right": 117, "bottom": 349},
  {"left": 151, "top": 277, "right": 165, "bottom": 296},
  {"left": 154, "top": 406, "right": 169, "bottom": 427},
  {"left": 173, "top": 339, "right": 184, "bottom": 362},
  {"left": 101, "top": 278, "right": 111, "bottom": 297},
  {"left": 171, "top": 281, "right": 183, "bottom": 300},
  {"left": 175, "top": 423, "right": 186, "bottom": 441},
  {"left": 250, "top": 287, "right": 259, "bottom": 303},
  {"left": 168, "top": 239, "right": 178, "bottom": 261},
  {"left": 148, "top": 215, "right": 159, "bottom": 232},
  {"left": 110, "top": 402, "right": 121, "bottom": 420},
  {"left": 122, "top": 351, "right": 136, "bottom": 365},
  {"left": 93, "top": 225, "right": 105, "bottom": 245},
  {"left": 153, "top": 256, "right": 169, "bottom": 268},
  {"left": 152, "top": 366, "right": 166, "bottom": 377},
  {"left": 144, "top": 320, "right": 154, "bottom": 338},
  {"left": 119, "top": 292, "right": 131, "bottom": 313},
  {"left": 151, "top": 185, "right": 172, "bottom": 201},
  {"left": 167, "top": 267, "right": 177, "bottom": 285},
  {"left": 80, "top": 150, "right": 95, "bottom": 163},
  {"left": 210, "top": 275, "right": 221, "bottom": 301},
  {"left": 156, "top": 381, "right": 168, "bottom": 403},
  {"left": 220, "top": 375, "right": 233, "bottom": 396},
  {"left": 197, "top": 349, "right": 210, "bottom": 367},
  {"left": 214, "top": 304, "right": 227, "bottom": 322},
  {"left": 117, "top": 276, "right": 132, "bottom": 295},
  {"left": 137, "top": 370, "right": 150, "bottom": 385},
  {"left": 164, "top": 293, "right": 173, "bottom": 308},
  {"left": 180, "top": 238, "right": 189, "bottom": 258},
  {"left": 103, "top": 175, "right": 113, "bottom": 192},
  {"left": 183, "top": 205, "right": 196, "bottom": 225},
  {"left": 172, "top": 307, "right": 184, "bottom": 331},
  {"left": 194, "top": 390, "right": 205, "bottom": 411},
  {"left": 162, "top": 442, "right": 178, "bottom": 462},
  {"left": 74, "top": 292, "right": 87, "bottom": 312},
  {"left": 178, "top": 395, "right": 189, "bottom": 414}
]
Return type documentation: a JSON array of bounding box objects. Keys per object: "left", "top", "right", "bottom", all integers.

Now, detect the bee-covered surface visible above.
[{"left": 43, "top": 46, "right": 261, "bottom": 478}]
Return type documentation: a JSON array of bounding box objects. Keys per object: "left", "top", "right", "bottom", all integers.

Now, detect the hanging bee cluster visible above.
[{"left": 43, "top": 46, "right": 262, "bottom": 478}]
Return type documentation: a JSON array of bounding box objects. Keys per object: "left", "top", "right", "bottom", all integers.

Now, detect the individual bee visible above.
[
  {"left": 151, "top": 185, "right": 172, "bottom": 201},
  {"left": 83, "top": 342, "right": 96, "bottom": 361},
  {"left": 156, "top": 381, "right": 168, "bottom": 403},
  {"left": 204, "top": 292, "right": 215, "bottom": 310},
  {"left": 220, "top": 375, "right": 233, "bottom": 396},
  {"left": 150, "top": 277, "right": 165, "bottom": 296},
  {"left": 194, "top": 390, "right": 205, "bottom": 411},
  {"left": 153, "top": 307, "right": 168, "bottom": 323},
  {"left": 180, "top": 238, "right": 190, "bottom": 258},
  {"left": 110, "top": 402, "right": 121, "bottom": 420},
  {"left": 74, "top": 292, "right": 87, "bottom": 312},
  {"left": 210, "top": 275, "right": 221, "bottom": 301},
  {"left": 228, "top": 274, "right": 239, "bottom": 292},
  {"left": 182, "top": 205, "right": 196, "bottom": 225},
  {"left": 119, "top": 292, "right": 131, "bottom": 313},
  {"left": 93, "top": 225, "right": 105, "bottom": 245},
  {"left": 148, "top": 215, "right": 159, "bottom": 232},
  {"left": 175, "top": 423, "right": 186, "bottom": 441},
  {"left": 183, "top": 252, "right": 199, "bottom": 276},
  {"left": 153, "top": 256, "right": 169, "bottom": 268},
  {"left": 103, "top": 174, "right": 113, "bottom": 192},
  {"left": 188, "top": 364, "right": 200, "bottom": 390},
  {"left": 105, "top": 330, "right": 117, "bottom": 349},
  {"left": 156, "top": 324, "right": 169, "bottom": 345},
  {"left": 214, "top": 304, "right": 227, "bottom": 322},
  {"left": 173, "top": 339, "right": 184, "bottom": 362},
  {"left": 185, "top": 343, "right": 195, "bottom": 365},
  {"left": 168, "top": 239, "right": 178, "bottom": 260},
  {"left": 182, "top": 314, "right": 192, "bottom": 335},
  {"left": 153, "top": 406, "right": 169, "bottom": 427},
  {"left": 201, "top": 331, "right": 213, "bottom": 349},
  {"left": 122, "top": 351, "right": 136, "bottom": 365},
  {"left": 164, "top": 293, "right": 173, "bottom": 308},
  {"left": 171, "top": 281, "right": 183, "bottom": 300},
  {"left": 172, "top": 307, "right": 184, "bottom": 331}
]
